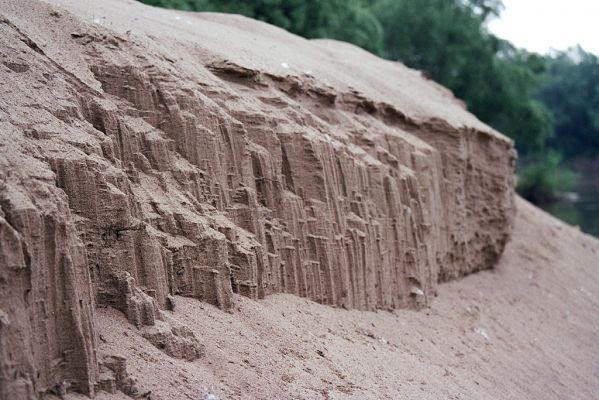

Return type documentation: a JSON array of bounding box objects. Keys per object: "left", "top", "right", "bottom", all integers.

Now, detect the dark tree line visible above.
[
  {"left": 538, "top": 47, "right": 599, "bottom": 159},
  {"left": 139, "top": 0, "right": 599, "bottom": 199}
]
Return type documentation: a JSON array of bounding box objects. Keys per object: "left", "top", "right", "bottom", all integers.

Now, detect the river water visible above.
[{"left": 538, "top": 161, "right": 599, "bottom": 237}]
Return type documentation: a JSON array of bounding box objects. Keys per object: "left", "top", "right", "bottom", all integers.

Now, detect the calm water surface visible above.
[{"left": 539, "top": 166, "right": 599, "bottom": 237}]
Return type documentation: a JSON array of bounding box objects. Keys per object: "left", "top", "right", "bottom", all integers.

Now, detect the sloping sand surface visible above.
[{"left": 92, "top": 198, "right": 599, "bottom": 399}]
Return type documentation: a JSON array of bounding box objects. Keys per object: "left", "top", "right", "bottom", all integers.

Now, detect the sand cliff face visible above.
[{"left": 0, "top": 0, "right": 514, "bottom": 397}]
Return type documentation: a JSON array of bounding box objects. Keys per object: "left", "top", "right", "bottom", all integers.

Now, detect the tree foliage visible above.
[
  {"left": 371, "top": 0, "right": 552, "bottom": 153},
  {"left": 537, "top": 46, "right": 599, "bottom": 158}
]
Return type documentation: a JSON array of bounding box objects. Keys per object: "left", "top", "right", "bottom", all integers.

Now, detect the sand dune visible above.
[{"left": 0, "top": 1, "right": 596, "bottom": 399}]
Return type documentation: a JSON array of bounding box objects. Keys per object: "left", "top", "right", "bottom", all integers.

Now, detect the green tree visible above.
[
  {"left": 491, "top": 43, "right": 553, "bottom": 152},
  {"left": 537, "top": 46, "right": 599, "bottom": 159},
  {"left": 372, "top": 0, "right": 552, "bottom": 153}
]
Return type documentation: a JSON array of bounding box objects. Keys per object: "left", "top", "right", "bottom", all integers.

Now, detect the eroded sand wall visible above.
[{"left": 0, "top": 0, "right": 514, "bottom": 397}]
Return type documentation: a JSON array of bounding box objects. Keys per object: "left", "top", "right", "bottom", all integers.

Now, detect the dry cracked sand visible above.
[{"left": 0, "top": 0, "right": 597, "bottom": 399}]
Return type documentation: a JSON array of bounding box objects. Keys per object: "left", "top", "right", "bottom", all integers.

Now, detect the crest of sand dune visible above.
[{"left": 0, "top": 1, "right": 596, "bottom": 399}]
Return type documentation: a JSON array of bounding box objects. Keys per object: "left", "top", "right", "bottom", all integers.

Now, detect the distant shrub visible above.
[{"left": 517, "top": 151, "right": 579, "bottom": 203}]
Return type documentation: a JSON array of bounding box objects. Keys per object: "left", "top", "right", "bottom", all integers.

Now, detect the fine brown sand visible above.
[
  {"left": 2, "top": 1, "right": 516, "bottom": 395},
  {"left": 0, "top": 1, "right": 597, "bottom": 399},
  {"left": 89, "top": 198, "right": 599, "bottom": 400}
]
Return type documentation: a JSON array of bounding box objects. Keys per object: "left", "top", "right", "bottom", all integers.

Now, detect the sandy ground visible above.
[
  {"left": 1, "top": 2, "right": 593, "bottom": 399},
  {"left": 91, "top": 198, "right": 599, "bottom": 400}
]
